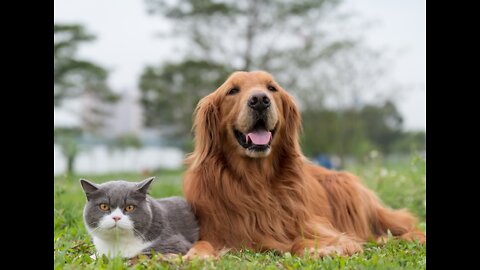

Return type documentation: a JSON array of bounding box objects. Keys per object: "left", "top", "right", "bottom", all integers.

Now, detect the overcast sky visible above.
[{"left": 54, "top": 0, "right": 425, "bottom": 131}]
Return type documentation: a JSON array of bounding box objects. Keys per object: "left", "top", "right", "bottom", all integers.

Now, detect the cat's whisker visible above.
[
  {"left": 86, "top": 223, "right": 101, "bottom": 233},
  {"left": 88, "top": 227, "right": 104, "bottom": 236},
  {"left": 132, "top": 227, "right": 148, "bottom": 242}
]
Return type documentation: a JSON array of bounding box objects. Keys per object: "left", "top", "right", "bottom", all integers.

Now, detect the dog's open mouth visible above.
[{"left": 234, "top": 120, "right": 275, "bottom": 152}]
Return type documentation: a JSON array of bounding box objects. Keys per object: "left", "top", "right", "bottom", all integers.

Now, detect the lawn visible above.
[{"left": 54, "top": 155, "right": 426, "bottom": 269}]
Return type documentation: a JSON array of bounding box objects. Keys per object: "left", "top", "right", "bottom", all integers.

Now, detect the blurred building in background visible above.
[
  {"left": 99, "top": 89, "right": 142, "bottom": 138},
  {"left": 54, "top": 89, "right": 183, "bottom": 176}
]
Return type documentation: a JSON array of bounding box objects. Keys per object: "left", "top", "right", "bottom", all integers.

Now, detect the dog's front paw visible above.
[
  {"left": 307, "top": 240, "right": 363, "bottom": 258},
  {"left": 307, "top": 246, "right": 343, "bottom": 258},
  {"left": 182, "top": 251, "right": 215, "bottom": 261},
  {"left": 182, "top": 241, "right": 217, "bottom": 261}
]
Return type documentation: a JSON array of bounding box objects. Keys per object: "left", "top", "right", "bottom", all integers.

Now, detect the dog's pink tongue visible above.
[{"left": 246, "top": 130, "right": 272, "bottom": 145}]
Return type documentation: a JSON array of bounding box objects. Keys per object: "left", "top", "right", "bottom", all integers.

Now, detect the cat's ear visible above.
[
  {"left": 137, "top": 177, "right": 155, "bottom": 194},
  {"left": 80, "top": 179, "right": 99, "bottom": 198}
]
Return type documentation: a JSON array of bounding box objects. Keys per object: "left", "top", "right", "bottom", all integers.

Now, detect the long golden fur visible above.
[{"left": 183, "top": 71, "right": 425, "bottom": 258}]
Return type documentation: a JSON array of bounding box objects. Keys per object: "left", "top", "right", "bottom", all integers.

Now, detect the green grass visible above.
[{"left": 54, "top": 155, "right": 426, "bottom": 269}]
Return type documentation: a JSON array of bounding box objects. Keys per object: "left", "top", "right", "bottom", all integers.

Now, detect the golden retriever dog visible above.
[{"left": 183, "top": 71, "right": 425, "bottom": 259}]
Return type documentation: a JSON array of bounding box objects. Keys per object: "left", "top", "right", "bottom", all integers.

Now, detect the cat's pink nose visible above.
[{"left": 112, "top": 216, "right": 122, "bottom": 222}]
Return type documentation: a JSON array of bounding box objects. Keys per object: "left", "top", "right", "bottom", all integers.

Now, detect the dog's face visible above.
[
  {"left": 221, "top": 71, "right": 282, "bottom": 158},
  {"left": 192, "top": 71, "right": 301, "bottom": 162}
]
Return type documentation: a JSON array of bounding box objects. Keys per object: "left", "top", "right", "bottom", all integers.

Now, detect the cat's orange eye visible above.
[
  {"left": 99, "top": 203, "right": 110, "bottom": 211},
  {"left": 124, "top": 205, "right": 135, "bottom": 212}
]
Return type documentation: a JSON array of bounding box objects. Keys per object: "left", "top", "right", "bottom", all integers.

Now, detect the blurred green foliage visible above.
[
  {"left": 110, "top": 134, "right": 143, "bottom": 150},
  {"left": 54, "top": 23, "right": 118, "bottom": 114},
  {"left": 301, "top": 101, "right": 424, "bottom": 159}
]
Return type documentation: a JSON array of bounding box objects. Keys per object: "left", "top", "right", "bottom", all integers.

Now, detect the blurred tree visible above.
[
  {"left": 54, "top": 127, "right": 82, "bottom": 176},
  {"left": 141, "top": 0, "right": 378, "bottom": 149},
  {"left": 54, "top": 23, "right": 119, "bottom": 175},
  {"left": 110, "top": 134, "right": 143, "bottom": 151},
  {"left": 391, "top": 131, "right": 426, "bottom": 154},
  {"left": 301, "top": 108, "right": 372, "bottom": 160},
  {"left": 144, "top": 0, "right": 354, "bottom": 73},
  {"left": 301, "top": 101, "right": 406, "bottom": 159},
  {"left": 360, "top": 101, "right": 403, "bottom": 155},
  {"left": 54, "top": 23, "right": 119, "bottom": 132},
  {"left": 139, "top": 60, "right": 232, "bottom": 146}
]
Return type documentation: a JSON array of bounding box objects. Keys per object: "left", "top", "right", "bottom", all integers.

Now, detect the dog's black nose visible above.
[{"left": 248, "top": 93, "right": 270, "bottom": 112}]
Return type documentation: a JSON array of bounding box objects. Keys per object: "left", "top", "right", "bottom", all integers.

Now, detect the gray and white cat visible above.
[{"left": 80, "top": 177, "right": 199, "bottom": 258}]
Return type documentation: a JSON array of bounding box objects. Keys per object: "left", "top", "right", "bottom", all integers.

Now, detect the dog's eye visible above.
[
  {"left": 228, "top": 87, "right": 240, "bottom": 95},
  {"left": 267, "top": 85, "right": 277, "bottom": 92}
]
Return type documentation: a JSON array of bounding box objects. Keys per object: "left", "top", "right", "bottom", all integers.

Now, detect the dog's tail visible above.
[{"left": 373, "top": 204, "right": 425, "bottom": 244}]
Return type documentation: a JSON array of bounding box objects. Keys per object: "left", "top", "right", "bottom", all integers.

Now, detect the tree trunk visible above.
[
  {"left": 242, "top": 0, "right": 259, "bottom": 70},
  {"left": 67, "top": 155, "right": 75, "bottom": 175}
]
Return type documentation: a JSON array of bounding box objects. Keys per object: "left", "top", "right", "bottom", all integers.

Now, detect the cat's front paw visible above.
[{"left": 158, "top": 253, "right": 183, "bottom": 262}]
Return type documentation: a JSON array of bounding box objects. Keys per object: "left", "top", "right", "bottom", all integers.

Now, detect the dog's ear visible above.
[
  {"left": 189, "top": 94, "right": 220, "bottom": 169},
  {"left": 281, "top": 91, "right": 302, "bottom": 151}
]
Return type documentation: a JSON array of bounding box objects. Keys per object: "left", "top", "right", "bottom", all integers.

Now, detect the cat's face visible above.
[{"left": 80, "top": 178, "right": 154, "bottom": 239}]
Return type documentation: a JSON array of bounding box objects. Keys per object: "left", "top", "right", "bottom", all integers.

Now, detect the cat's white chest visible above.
[
  {"left": 87, "top": 208, "right": 152, "bottom": 258},
  {"left": 92, "top": 233, "right": 151, "bottom": 258}
]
